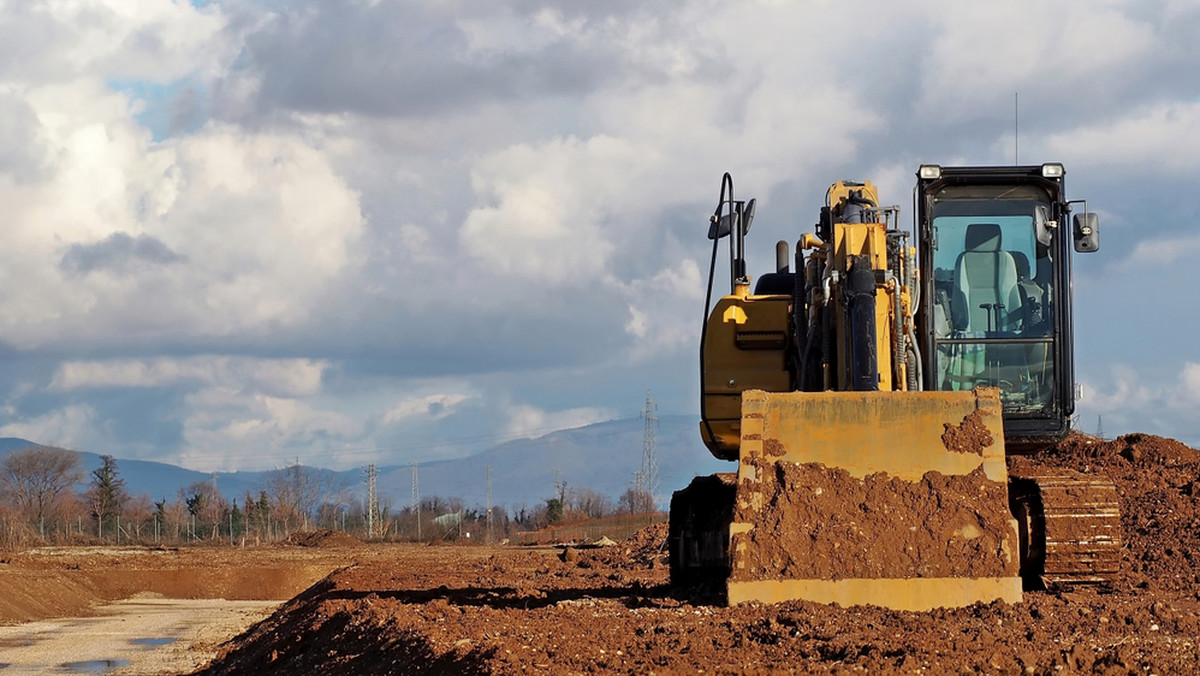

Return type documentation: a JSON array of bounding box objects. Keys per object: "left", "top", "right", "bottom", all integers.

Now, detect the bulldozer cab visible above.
[{"left": 916, "top": 164, "right": 1099, "bottom": 451}]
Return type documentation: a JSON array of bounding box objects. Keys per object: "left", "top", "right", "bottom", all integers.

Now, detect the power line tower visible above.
[
  {"left": 486, "top": 465, "right": 494, "bottom": 545},
  {"left": 411, "top": 462, "right": 421, "bottom": 540},
  {"left": 1097, "top": 415, "right": 1105, "bottom": 440},
  {"left": 364, "top": 464, "right": 380, "bottom": 540},
  {"left": 640, "top": 390, "right": 659, "bottom": 509}
]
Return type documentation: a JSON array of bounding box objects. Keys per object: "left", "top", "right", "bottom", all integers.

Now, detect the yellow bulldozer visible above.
[{"left": 669, "top": 164, "right": 1120, "bottom": 611}]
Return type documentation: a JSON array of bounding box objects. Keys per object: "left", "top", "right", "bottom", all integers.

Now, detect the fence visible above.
[{"left": 514, "top": 512, "right": 667, "bottom": 545}]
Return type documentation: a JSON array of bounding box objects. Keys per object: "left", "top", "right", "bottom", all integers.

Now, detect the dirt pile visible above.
[
  {"left": 192, "top": 431, "right": 1200, "bottom": 674},
  {"left": 731, "top": 460, "right": 1016, "bottom": 580},
  {"left": 281, "top": 530, "right": 364, "bottom": 548},
  {"left": 1013, "top": 432, "right": 1200, "bottom": 591}
]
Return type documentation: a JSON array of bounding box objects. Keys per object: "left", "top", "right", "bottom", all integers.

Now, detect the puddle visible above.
[
  {"left": 58, "top": 660, "right": 131, "bottom": 674},
  {"left": 129, "top": 637, "right": 176, "bottom": 648}
]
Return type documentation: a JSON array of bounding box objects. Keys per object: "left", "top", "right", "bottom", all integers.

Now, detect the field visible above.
[{"left": 3, "top": 432, "right": 1200, "bottom": 674}]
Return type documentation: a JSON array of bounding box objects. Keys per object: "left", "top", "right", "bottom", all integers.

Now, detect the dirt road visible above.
[{"left": 0, "top": 596, "right": 278, "bottom": 675}]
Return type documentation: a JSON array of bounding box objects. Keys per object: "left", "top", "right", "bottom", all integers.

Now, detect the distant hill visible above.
[
  {"left": 0, "top": 417, "right": 730, "bottom": 513},
  {"left": 376, "top": 415, "right": 729, "bottom": 511}
]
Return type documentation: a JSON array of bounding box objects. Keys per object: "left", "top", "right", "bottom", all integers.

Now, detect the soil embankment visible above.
[{"left": 196, "top": 432, "right": 1200, "bottom": 674}]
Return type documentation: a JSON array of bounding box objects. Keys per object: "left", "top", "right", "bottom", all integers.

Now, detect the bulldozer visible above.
[{"left": 669, "top": 164, "right": 1120, "bottom": 611}]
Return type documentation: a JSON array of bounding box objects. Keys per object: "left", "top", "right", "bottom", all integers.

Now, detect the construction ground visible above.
[{"left": 2, "top": 432, "right": 1200, "bottom": 674}]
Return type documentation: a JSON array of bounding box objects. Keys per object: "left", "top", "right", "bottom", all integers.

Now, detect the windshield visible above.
[{"left": 928, "top": 197, "right": 1055, "bottom": 412}]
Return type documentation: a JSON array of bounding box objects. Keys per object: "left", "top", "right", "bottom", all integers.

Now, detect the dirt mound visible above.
[
  {"left": 281, "top": 530, "right": 363, "bottom": 548},
  {"left": 192, "top": 430, "right": 1200, "bottom": 674},
  {"left": 1014, "top": 431, "right": 1200, "bottom": 592},
  {"left": 574, "top": 522, "right": 668, "bottom": 571},
  {"left": 731, "top": 460, "right": 1016, "bottom": 580}
]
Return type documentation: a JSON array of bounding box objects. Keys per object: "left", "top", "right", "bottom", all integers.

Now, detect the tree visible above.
[
  {"left": 263, "top": 464, "right": 345, "bottom": 533},
  {"left": 0, "top": 446, "right": 83, "bottom": 536},
  {"left": 618, "top": 486, "right": 656, "bottom": 515},
  {"left": 85, "top": 455, "right": 127, "bottom": 539},
  {"left": 182, "top": 478, "right": 227, "bottom": 540},
  {"left": 569, "top": 486, "right": 611, "bottom": 520}
]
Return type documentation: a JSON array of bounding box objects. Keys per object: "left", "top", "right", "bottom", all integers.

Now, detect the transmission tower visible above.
[
  {"left": 486, "top": 465, "right": 494, "bottom": 545},
  {"left": 364, "top": 464, "right": 380, "bottom": 539},
  {"left": 411, "top": 462, "right": 421, "bottom": 540},
  {"left": 641, "top": 391, "right": 659, "bottom": 509},
  {"left": 1097, "top": 415, "right": 1105, "bottom": 440}
]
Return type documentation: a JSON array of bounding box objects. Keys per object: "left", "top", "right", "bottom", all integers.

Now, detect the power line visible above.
[
  {"left": 641, "top": 391, "right": 659, "bottom": 509},
  {"left": 364, "top": 463, "right": 379, "bottom": 539}
]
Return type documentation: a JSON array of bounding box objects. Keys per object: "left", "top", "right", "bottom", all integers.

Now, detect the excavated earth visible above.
[
  {"left": 5, "top": 432, "right": 1200, "bottom": 674},
  {"left": 189, "top": 432, "right": 1200, "bottom": 675}
]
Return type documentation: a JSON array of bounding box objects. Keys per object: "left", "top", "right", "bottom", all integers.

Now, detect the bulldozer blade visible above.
[{"left": 727, "top": 388, "right": 1023, "bottom": 610}]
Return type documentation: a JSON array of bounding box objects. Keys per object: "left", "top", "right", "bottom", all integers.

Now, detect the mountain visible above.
[
  {"left": 0, "top": 416, "right": 730, "bottom": 512},
  {"left": 375, "top": 415, "right": 729, "bottom": 511}
]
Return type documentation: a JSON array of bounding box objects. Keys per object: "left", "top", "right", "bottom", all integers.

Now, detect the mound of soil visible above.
[
  {"left": 731, "top": 460, "right": 1016, "bottom": 580},
  {"left": 1013, "top": 432, "right": 1200, "bottom": 591},
  {"left": 196, "top": 432, "right": 1200, "bottom": 675},
  {"left": 281, "top": 530, "right": 363, "bottom": 548}
]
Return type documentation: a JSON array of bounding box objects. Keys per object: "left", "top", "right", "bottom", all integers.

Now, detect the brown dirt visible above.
[
  {"left": 184, "top": 432, "right": 1200, "bottom": 675},
  {"left": 281, "top": 529, "right": 365, "bottom": 548},
  {"left": 731, "top": 460, "right": 1017, "bottom": 580},
  {"left": 8, "top": 431, "right": 1200, "bottom": 674},
  {"left": 941, "top": 410, "right": 994, "bottom": 455}
]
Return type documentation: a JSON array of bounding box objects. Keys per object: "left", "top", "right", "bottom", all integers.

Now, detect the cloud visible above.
[
  {"left": 177, "top": 386, "right": 362, "bottom": 471},
  {"left": 50, "top": 357, "right": 328, "bottom": 398},
  {"left": 503, "top": 403, "right": 615, "bottom": 441},
  {"left": 59, "top": 232, "right": 185, "bottom": 276},
  {"left": 383, "top": 393, "right": 473, "bottom": 425},
  {"left": 0, "top": 404, "right": 102, "bottom": 451}
]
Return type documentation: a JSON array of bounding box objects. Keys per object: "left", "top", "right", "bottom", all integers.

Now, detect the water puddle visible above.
[
  {"left": 129, "top": 637, "right": 176, "bottom": 648},
  {"left": 57, "top": 660, "right": 131, "bottom": 674}
]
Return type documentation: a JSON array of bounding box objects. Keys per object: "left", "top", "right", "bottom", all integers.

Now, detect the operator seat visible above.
[{"left": 952, "top": 224, "right": 1022, "bottom": 333}]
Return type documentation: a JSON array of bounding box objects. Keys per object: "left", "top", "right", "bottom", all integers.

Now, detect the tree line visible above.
[{"left": 0, "top": 446, "right": 659, "bottom": 549}]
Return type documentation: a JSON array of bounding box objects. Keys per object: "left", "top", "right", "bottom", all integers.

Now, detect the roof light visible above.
[
  {"left": 918, "top": 165, "right": 942, "bottom": 180},
  {"left": 1041, "top": 163, "right": 1065, "bottom": 178}
]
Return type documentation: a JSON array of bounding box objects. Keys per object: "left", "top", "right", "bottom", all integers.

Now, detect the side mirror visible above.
[
  {"left": 1033, "top": 205, "right": 1054, "bottom": 247},
  {"left": 707, "top": 198, "right": 757, "bottom": 240},
  {"left": 741, "top": 198, "right": 756, "bottom": 236},
  {"left": 708, "top": 213, "right": 733, "bottom": 240},
  {"left": 1073, "top": 212, "right": 1099, "bottom": 253}
]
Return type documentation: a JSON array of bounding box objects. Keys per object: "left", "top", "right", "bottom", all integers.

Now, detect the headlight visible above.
[
  {"left": 1041, "top": 163, "right": 1065, "bottom": 178},
  {"left": 918, "top": 165, "right": 942, "bottom": 179}
]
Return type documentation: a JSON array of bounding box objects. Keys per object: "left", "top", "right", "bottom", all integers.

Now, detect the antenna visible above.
[{"left": 1014, "top": 92, "right": 1019, "bottom": 165}]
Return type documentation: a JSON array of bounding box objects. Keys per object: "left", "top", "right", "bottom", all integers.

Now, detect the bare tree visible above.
[
  {"left": 569, "top": 486, "right": 611, "bottom": 519},
  {"left": 0, "top": 446, "right": 83, "bottom": 536},
  {"left": 618, "top": 486, "right": 656, "bottom": 515},
  {"left": 263, "top": 464, "right": 346, "bottom": 533}
]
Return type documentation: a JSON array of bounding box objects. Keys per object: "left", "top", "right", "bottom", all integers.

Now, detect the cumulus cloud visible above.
[
  {"left": 503, "top": 403, "right": 615, "bottom": 441},
  {"left": 383, "top": 393, "right": 473, "bottom": 425},
  {"left": 50, "top": 357, "right": 328, "bottom": 398},
  {"left": 0, "top": 404, "right": 103, "bottom": 451},
  {"left": 2, "top": 0, "right": 1200, "bottom": 476},
  {"left": 177, "top": 386, "right": 362, "bottom": 471},
  {"left": 60, "top": 232, "right": 186, "bottom": 276}
]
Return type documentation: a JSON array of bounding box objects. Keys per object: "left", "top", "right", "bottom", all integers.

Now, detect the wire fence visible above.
[{"left": 514, "top": 512, "right": 667, "bottom": 545}]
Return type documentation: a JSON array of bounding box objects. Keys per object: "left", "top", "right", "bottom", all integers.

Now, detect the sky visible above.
[{"left": 0, "top": 0, "right": 1197, "bottom": 472}]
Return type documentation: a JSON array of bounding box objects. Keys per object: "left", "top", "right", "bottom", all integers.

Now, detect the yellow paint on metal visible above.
[
  {"left": 722, "top": 304, "right": 748, "bottom": 324},
  {"left": 727, "top": 577, "right": 1022, "bottom": 611},
  {"left": 737, "top": 388, "right": 1008, "bottom": 482}
]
